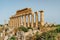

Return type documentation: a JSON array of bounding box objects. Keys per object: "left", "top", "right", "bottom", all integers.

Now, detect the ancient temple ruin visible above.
[{"left": 8, "top": 8, "right": 44, "bottom": 28}]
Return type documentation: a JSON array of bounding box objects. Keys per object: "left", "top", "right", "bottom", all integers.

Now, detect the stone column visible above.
[
  {"left": 35, "top": 11, "right": 38, "bottom": 28},
  {"left": 8, "top": 20, "right": 10, "bottom": 27},
  {"left": 39, "top": 10, "right": 44, "bottom": 27},
  {"left": 15, "top": 17, "right": 18, "bottom": 27},
  {"left": 23, "top": 15, "right": 26, "bottom": 27},
  {"left": 10, "top": 19, "right": 12, "bottom": 27},
  {"left": 14, "top": 18, "right": 16, "bottom": 27},
  {"left": 28, "top": 14, "right": 30, "bottom": 27},
  {"left": 12, "top": 18, "right": 14, "bottom": 27},
  {"left": 17, "top": 17, "right": 21, "bottom": 27},
  {"left": 18, "top": 16, "right": 21, "bottom": 27},
  {"left": 21, "top": 16, "right": 23, "bottom": 25},
  {"left": 13, "top": 18, "right": 15, "bottom": 27},
  {"left": 31, "top": 12, "right": 34, "bottom": 27},
  {"left": 9, "top": 20, "right": 11, "bottom": 27},
  {"left": 16, "top": 17, "right": 17, "bottom": 27},
  {"left": 20, "top": 16, "right": 22, "bottom": 25},
  {"left": 11, "top": 19, "right": 13, "bottom": 27},
  {"left": 17, "top": 17, "right": 19, "bottom": 27}
]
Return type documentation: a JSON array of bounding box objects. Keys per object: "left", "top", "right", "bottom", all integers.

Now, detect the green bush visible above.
[
  {"left": 34, "top": 25, "right": 60, "bottom": 40},
  {"left": 35, "top": 32, "right": 41, "bottom": 40},
  {"left": 40, "top": 32, "right": 56, "bottom": 40},
  {"left": 10, "top": 36, "right": 16, "bottom": 40},
  {"left": 18, "top": 26, "right": 28, "bottom": 32},
  {"left": 55, "top": 27, "right": 60, "bottom": 33},
  {"left": 27, "top": 27, "right": 33, "bottom": 30},
  {"left": 39, "top": 28, "right": 60, "bottom": 40}
]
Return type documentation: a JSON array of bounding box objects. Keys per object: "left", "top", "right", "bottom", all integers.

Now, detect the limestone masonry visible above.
[{"left": 8, "top": 8, "right": 44, "bottom": 28}]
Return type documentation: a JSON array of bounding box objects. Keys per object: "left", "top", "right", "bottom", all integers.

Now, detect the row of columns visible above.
[{"left": 9, "top": 10, "right": 44, "bottom": 28}]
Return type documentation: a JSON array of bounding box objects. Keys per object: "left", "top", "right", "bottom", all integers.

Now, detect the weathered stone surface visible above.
[{"left": 8, "top": 8, "right": 44, "bottom": 29}]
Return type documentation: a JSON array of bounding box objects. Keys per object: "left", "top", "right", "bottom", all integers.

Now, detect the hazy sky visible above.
[{"left": 0, "top": 0, "right": 60, "bottom": 24}]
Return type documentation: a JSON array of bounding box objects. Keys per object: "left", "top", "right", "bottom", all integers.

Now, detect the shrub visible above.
[
  {"left": 35, "top": 25, "right": 60, "bottom": 40},
  {"left": 55, "top": 27, "right": 60, "bottom": 33},
  {"left": 27, "top": 27, "right": 33, "bottom": 30},
  {"left": 40, "top": 32, "right": 56, "bottom": 40},
  {"left": 10, "top": 36, "right": 16, "bottom": 40},
  {"left": 35, "top": 32, "right": 41, "bottom": 40},
  {"left": 18, "top": 26, "right": 28, "bottom": 32}
]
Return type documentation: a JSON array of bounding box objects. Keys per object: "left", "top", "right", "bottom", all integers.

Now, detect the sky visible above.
[{"left": 0, "top": 0, "right": 60, "bottom": 24}]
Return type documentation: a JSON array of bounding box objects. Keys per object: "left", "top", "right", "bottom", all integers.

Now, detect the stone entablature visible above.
[
  {"left": 16, "top": 8, "right": 32, "bottom": 15},
  {"left": 10, "top": 8, "right": 32, "bottom": 19}
]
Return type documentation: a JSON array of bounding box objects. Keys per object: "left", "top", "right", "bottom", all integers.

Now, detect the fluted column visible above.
[
  {"left": 15, "top": 17, "right": 17, "bottom": 27},
  {"left": 16, "top": 17, "right": 18, "bottom": 27},
  {"left": 8, "top": 20, "right": 10, "bottom": 27},
  {"left": 10, "top": 19, "right": 12, "bottom": 27},
  {"left": 9, "top": 20, "right": 11, "bottom": 27},
  {"left": 13, "top": 18, "right": 15, "bottom": 27},
  {"left": 14, "top": 18, "right": 16, "bottom": 27},
  {"left": 12, "top": 18, "right": 14, "bottom": 27},
  {"left": 39, "top": 10, "right": 44, "bottom": 27},
  {"left": 18, "top": 16, "right": 21, "bottom": 27},
  {"left": 31, "top": 12, "right": 34, "bottom": 27},
  {"left": 35, "top": 11, "right": 38, "bottom": 28},
  {"left": 23, "top": 15, "right": 26, "bottom": 27},
  {"left": 11, "top": 19, "right": 13, "bottom": 27},
  {"left": 21, "top": 16, "right": 23, "bottom": 25},
  {"left": 17, "top": 17, "right": 19, "bottom": 27},
  {"left": 28, "top": 14, "right": 30, "bottom": 27},
  {"left": 18, "top": 17, "right": 21, "bottom": 27}
]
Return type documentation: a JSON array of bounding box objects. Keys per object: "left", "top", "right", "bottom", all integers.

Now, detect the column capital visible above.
[
  {"left": 31, "top": 12, "right": 34, "bottom": 15},
  {"left": 35, "top": 11, "right": 38, "bottom": 14},
  {"left": 39, "top": 10, "right": 44, "bottom": 13}
]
